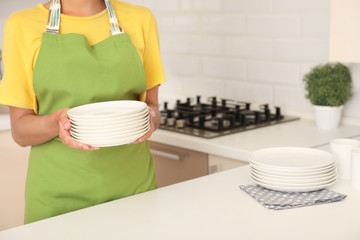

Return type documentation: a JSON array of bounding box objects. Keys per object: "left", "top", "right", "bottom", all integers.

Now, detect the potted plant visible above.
[{"left": 303, "top": 62, "right": 352, "bottom": 130}]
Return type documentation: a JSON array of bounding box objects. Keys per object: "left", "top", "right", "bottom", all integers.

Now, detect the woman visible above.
[{"left": 0, "top": 0, "right": 166, "bottom": 223}]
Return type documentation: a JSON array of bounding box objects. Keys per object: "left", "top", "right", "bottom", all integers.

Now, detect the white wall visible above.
[{"left": 1, "top": 0, "right": 359, "bottom": 125}]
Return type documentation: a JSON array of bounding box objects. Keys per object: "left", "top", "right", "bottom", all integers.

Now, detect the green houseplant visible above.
[{"left": 303, "top": 62, "right": 352, "bottom": 129}]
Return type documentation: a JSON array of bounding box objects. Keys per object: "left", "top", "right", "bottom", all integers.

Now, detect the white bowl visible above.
[{"left": 67, "top": 100, "right": 148, "bottom": 119}]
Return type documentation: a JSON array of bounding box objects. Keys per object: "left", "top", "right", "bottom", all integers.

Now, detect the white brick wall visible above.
[{"left": 1, "top": 0, "right": 360, "bottom": 124}]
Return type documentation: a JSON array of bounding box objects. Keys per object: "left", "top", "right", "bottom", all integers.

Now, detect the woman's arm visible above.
[
  {"left": 9, "top": 107, "right": 98, "bottom": 150},
  {"left": 132, "top": 85, "right": 160, "bottom": 143}
]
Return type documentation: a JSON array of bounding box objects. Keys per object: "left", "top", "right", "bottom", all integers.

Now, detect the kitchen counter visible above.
[
  {"left": 1, "top": 165, "right": 359, "bottom": 240},
  {"left": 150, "top": 119, "right": 360, "bottom": 161}
]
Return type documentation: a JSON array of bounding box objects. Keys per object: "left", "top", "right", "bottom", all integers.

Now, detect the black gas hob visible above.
[{"left": 159, "top": 96, "right": 300, "bottom": 139}]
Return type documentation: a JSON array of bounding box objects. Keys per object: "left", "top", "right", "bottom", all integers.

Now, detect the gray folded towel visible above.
[{"left": 239, "top": 185, "right": 347, "bottom": 210}]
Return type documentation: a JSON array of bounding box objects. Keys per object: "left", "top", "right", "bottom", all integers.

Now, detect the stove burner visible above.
[{"left": 159, "top": 96, "right": 299, "bottom": 139}]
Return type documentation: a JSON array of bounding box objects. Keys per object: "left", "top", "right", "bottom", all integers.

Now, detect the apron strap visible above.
[
  {"left": 46, "top": 0, "right": 61, "bottom": 34},
  {"left": 104, "top": 0, "right": 124, "bottom": 35},
  {"left": 46, "top": 0, "right": 124, "bottom": 35}
]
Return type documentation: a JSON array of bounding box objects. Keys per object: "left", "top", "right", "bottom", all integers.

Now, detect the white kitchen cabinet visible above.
[
  {"left": 0, "top": 130, "right": 30, "bottom": 231},
  {"left": 208, "top": 154, "right": 248, "bottom": 174}
]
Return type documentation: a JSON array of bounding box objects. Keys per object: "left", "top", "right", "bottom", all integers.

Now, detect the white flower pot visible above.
[{"left": 313, "top": 105, "right": 344, "bottom": 130}]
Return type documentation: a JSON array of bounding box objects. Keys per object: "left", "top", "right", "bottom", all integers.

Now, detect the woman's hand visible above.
[
  {"left": 56, "top": 108, "right": 99, "bottom": 151},
  {"left": 132, "top": 106, "right": 159, "bottom": 144}
]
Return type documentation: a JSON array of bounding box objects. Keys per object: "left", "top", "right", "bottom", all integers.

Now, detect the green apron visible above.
[{"left": 25, "top": 0, "right": 157, "bottom": 224}]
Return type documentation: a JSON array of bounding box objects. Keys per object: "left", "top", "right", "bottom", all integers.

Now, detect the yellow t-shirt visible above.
[{"left": 0, "top": 0, "right": 165, "bottom": 113}]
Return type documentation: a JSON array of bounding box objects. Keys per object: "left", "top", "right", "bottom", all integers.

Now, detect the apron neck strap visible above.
[{"left": 46, "top": 0, "right": 124, "bottom": 35}]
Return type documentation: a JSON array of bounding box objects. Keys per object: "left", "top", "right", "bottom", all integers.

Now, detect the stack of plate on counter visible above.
[
  {"left": 249, "top": 147, "right": 337, "bottom": 192},
  {"left": 67, "top": 101, "right": 150, "bottom": 147}
]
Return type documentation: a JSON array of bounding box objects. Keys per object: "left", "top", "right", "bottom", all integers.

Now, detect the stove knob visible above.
[
  {"left": 199, "top": 116, "right": 205, "bottom": 128},
  {"left": 160, "top": 115, "right": 167, "bottom": 125},
  {"left": 212, "top": 97, "right": 217, "bottom": 107},
  {"left": 196, "top": 95, "right": 201, "bottom": 104},
  {"left": 246, "top": 103, "right": 251, "bottom": 110},
  {"left": 167, "top": 117, "right": 176, "bottom": 127},
  {"left": 265, "top": 109, "right": 271, "bottom": 121},
  {"left": 221, "top": 99, "right": 226, "bottom": 107},
  {"left": 163, "top": 102, "right": 168, "bottom": 110},
  {"left": 276, "top": 107, "right": 282, "bottom": 119},
  {"left": 255, "top": 112, "right": 261, "bottom": 123},
  {"left": 186, "top": 98, "right": 191, "bottom": 106},
  {"left": 176, "top": 119, "right": 186, "bottom": 129},
  {"left": 241, "top": 115, "right": 247, "bottom": 126}
]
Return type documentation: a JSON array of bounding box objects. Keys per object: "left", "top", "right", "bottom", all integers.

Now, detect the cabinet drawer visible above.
[{"left": 148, "top": 141, "right": 208, "bottom": 187}]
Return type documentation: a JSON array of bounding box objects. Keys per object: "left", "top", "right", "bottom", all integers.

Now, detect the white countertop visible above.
[
  {"left": 1, "top": 165, "right": 359, "bottom": 240},
  {"left": 150, "top": 119, "right": 360, "bottom": 161}
]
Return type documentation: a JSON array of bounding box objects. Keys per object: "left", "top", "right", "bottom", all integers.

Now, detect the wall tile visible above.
[
  {"left": 247, "top": 15, "right": 299, "bottom": 37},
  {"left": 180, "top": 0, "right": 192, "bottom": 10},
  {"left": 225, "top": 37, "right": 272, "bottom": 60},
  {"left": 273, "top": 0, "right": 330, "bottom": 12},
  {"left": 192, "top": 0, "right": 222, "bottom": 11},
  {"left": 158, "top": 15, "right": 199, "bottom": 33},
  {"left": 161, "top": 34, "right": 223, "bottom": 55},
  {"left": 248, "top": 61, "right": 300, "bottom": 85},
  {"left": 344, "top": 91, "right": 360, "bottom": 117},
  {"left": 162, "top": 54, "right": 202, "bottom": 75},
  {"left": 225, "top": 81, "right": 273, "bottom": 104},
  {"left": 201, "top": 15, "right": 246, "bottom": 35},
  {"left": 182, "top": 77, "right": 225, "bottom": 97},
  {"left": 159, "top": 74, "right": 185, "bottom": 95},
  {"left": 20, "top": 0, "right": 40, "bottom": 9},
  {"left": 154, "top": 0, "right": 179, "bottom": 11},
  {"left": 224, "top": 0, "right": 272, "bottom": 12},
  {"left": 274, "top": 39, "right": 329, "bottom": 61},
  {"left": 0, "top": 1, "right": 22, "bottom": 18},
  {"left": 203, "top": 57, "right": 246, "bottom": 80},
  {"left": 300, "top": 13, "right": 330, "bottom": 37},
  {"left": 274, "top": 85, "right": 313, "bottom": 110},
  {"left": 130, "top": 0, "right": 156, "bottom": 9}
]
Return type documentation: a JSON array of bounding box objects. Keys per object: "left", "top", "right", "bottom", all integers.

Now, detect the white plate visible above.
[
  {"left": 70, "top": 119, "right": 148, "bottom": 134},
  {"left": 251, "top": 176, "right": 337, "bottom": 192},
  {"left": 251, "top": 170, "right": 337, "bottom": 184},
  {"left": 69, "top": 109, "right": 149, "bottom": 125},
  {"left": 69, "top": 107, "right": 149, "bottom": 123},
  {"left": 67, "top": 101, "right": 147, "bottom": 119},
  {"left": 251, "top": 165, "right": 337, "bottom": 179},
  {"left": 71, "top": 115, "right": 150, "bottom": 128},
  {"left": 250, "top": 147, "right": 336, "bottom": 170},
  {"left": 70, "top": 122, "right": 149, "bottom": 138},
  {"left": 251, "top": 173, "right": 337, "bottom": 187},
  {"left": 75, "top": 130, "right": 148, "bottom": 147},
  {"left": 72, "top": 124, "right": 150, "bottom": 142},
  {"left": 250, "top": 161, "right": 336, "bottom": 174}
]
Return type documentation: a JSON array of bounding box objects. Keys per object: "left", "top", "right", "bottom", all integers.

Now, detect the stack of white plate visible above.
[
  {"left": 249, "top": 147, "right": 337, "bottom": 192},
  {"left": 67, "top": 101, "right": 150, "bottom": 147}
]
